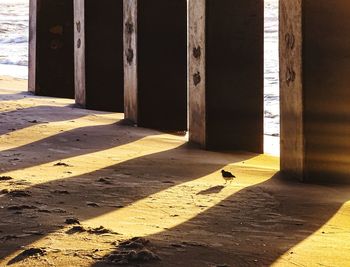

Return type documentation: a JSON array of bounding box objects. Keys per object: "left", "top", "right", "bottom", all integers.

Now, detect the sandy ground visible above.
[
  {"left": 0, "top": 76, "right": 350, "bottom": 266},
  {"left": 0, "top": 76, "right": 28, "bottom": 91}
]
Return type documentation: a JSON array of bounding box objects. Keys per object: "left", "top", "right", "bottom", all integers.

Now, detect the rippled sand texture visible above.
[{"left": 1, "top": 80, "right": 350, "bottom": 267}]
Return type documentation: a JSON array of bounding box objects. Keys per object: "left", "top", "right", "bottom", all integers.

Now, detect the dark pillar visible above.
[
  {"left": 188, "top": 0, "right": 264, "bottom": 152},
  {"left": 123, "top": 0, "right": 187, "bottom": 130},
  {"left": 29, "top": 0, "right": 74, "bottom": 98},
  {"left": 74, "top": 0, "right": 124, "bottom": 112},
  {"left": 281, "top": 1, "right": 350, "bottom": 183}
]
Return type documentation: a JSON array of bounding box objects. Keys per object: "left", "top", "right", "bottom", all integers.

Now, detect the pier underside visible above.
[{"left": 5, "top": 1, "right": 350, "bottom": 264}]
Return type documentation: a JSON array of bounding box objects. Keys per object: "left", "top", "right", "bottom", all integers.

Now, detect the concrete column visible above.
[
  {"left": 280, "top": 1, "right": 350, "bottom": 182},
  {"left": 74, "top": 0, "right": 124, "bottom": 112},
  {"left": 29, "top": 0, "right": 75, "bottom": 98},
  {"left": 123, "top": 0, "right": 187, "bottom": 130},
  {"left": 188, "top": 0, "right": 264, "bottom": 152}
]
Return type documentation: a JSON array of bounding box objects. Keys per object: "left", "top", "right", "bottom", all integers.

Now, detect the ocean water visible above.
[
  {"left": 0, "top": 0, "right": 280, "bottom": 137},
  {"left": 0, "top": 0, "right": 28, "bottom": 79},
  {"left": 264, "top": 0, "right": 279, "bottom": 137}
]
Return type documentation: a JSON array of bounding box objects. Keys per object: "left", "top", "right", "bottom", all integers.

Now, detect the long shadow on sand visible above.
[
  {"left": 91, "top": 173, "right": 350, "bottom": 266},
  {"left": 0, "top": 91, "right": 40, "bottom": 102},
  {"left": 0, "top": 120, "right": 155, "bottom": 174},
  {"left": 1, "top": 102, "right": 349, "bottom": 266},
  {"left": 0, "top": 141, "right": 255, "bottom": 263},
  {"left": 0, "top": 105, "right": 88, "bottom": 136},
  {"left": 0, "top": 133, "right": 349, "bottom": 266}
]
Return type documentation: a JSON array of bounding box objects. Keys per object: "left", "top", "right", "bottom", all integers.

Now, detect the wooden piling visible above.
[
  {"left": 280, "top": 0, "right": 350, "bottom": 182},
  {"left": 188, "top": 0, "right": 264, "bottom": 152},
  {"left": 123, "top": 0, "right": 187, "bottom": 130},
  {"left": 29, "top": 0, "right": 74, "bottom": 98},
  {"left": 74, "top": 0, "right": 124, "bottom": 112}
]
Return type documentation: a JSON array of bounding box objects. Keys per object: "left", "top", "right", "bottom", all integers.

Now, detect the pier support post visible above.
[
  {"left": 123, "top": 0, "right": 187, "bottom": 130},
  {"left": 188, "top": 0, "right": 264, "bottom": 152},
  {"left": 74, "top": 0, "right": 124, "bottom": 112},
  {"left": 29, "top": 0, "right": 74, "bottom": 98},
  {"left": 280, "top": 1, "right": 350, "bottom": 182}
]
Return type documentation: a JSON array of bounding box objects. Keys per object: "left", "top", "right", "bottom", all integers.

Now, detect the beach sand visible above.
[
  {"left": 0, "top": 76, "right": 27, "bottom": 91},
  {"left": 0, "top": 76, "right": 350, "bottom": 266}
]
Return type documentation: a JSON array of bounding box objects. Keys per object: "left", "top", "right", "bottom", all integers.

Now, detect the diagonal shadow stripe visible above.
[
  {"left": 0, "top": 141, "right": 256, "bottom": 263},
  {"left": 91, "top": 173, "right": 350, "bottom": 267}
]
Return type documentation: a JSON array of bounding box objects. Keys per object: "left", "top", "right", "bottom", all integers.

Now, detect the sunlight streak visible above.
[
  {"left": 0, "top": 114, "right": 123, "bottom": 151},
  {"left": 6, "top": 160, "right": 277, "bottom": 263},
  {"left": 273, "top": 201, "right": 350, "bottom": 266},
  {"left": 83, "top": 167, "right": 276, "bottom": 237},
  {"left": 0, "top": 134, "right": 184, "bottom": 186}
]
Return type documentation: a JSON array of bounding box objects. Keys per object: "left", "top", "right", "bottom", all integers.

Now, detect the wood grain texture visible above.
[
  {"left": 303, "top": 0, "right": 350, "bottom": 182},
  {"left": 123, "top": 0, "right": 138, "bottom": 123},
  {"left": 74, "top": 0, "right": 86, "bottom": 107},
  {"left": 280, "top": 0, "right": 350, "bottom": 183},
  {"left": 188, "top": 0, "right": 206, "bottom": 147},
  {"left": 28, "top": 0, "right": 37, "bottom": 93},
  {"left": 279, "top": 0, "right": 304, "bottom": 180},
  {"left": 189, "top": 0, "right": 264, "bottom": 152}
]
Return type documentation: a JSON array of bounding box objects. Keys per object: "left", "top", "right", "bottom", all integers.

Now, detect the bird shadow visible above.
[
  {"left": 92, "top": 172, "right": 350, "bottom": 266},
  {"left": 196, "top": 185, "right": 226, "bottom": 195},
  {"left": 6, "top": 248, "right": 46, "bottom": 266},
  {"left": 0, "top": 135, "right": 255, "bottom": 264}
]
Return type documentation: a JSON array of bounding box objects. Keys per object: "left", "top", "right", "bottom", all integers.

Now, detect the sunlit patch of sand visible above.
[
  {"left": 2, "top": 84, "right": 350, "bottom": 267},
  {"left": 0, "top": 118, "right": 113, "bottom": 150},
  {"left": 6, "top": 160, "right": 277, "bottom": 265},
  {"left": 0, "top": 135, "right": 184, "bottom": 186},
  {"left": 83, "top": 164, "right": 276, "bottom": 237},
  {"left": 273, "top": 201, "right": 350, "bottom": 267}
]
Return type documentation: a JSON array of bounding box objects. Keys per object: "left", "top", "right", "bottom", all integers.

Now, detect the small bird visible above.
[{"left": 221, "top": 170, "right": 236, "bottom": 184}]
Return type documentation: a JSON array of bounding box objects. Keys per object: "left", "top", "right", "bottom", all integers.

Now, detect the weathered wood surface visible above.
[
  {"left": 123, "top": 0, "right": 138, "bottom": 123},
  {"left": 74, "top": 0, "right": 124, "bottom": 111},
  {"left": 188, "top": 0, "right": 264, "bottom": 152},
  {"left": 279, "top": 0, "right": 303, "bottom": 180},
  {"left": 188, "top": 0, "right": 206, "bottom": 147},
  {"left": 124, "top": 0, "right": 187, "bottom": 130},
  {"left": 28, "top": 0, "right": 37, "bottom": 94},
  {"left": 280, "top": 0, "right": 350, "bottom": 182},
  {"left": 29, "top": 0, "right": 74, "bottom": 98},
  {"left": 303, "top": 1, "right": 350, "bottom": 182},
  {"left": 74, "top": 0, "right": 85, "bottom": 107}
]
